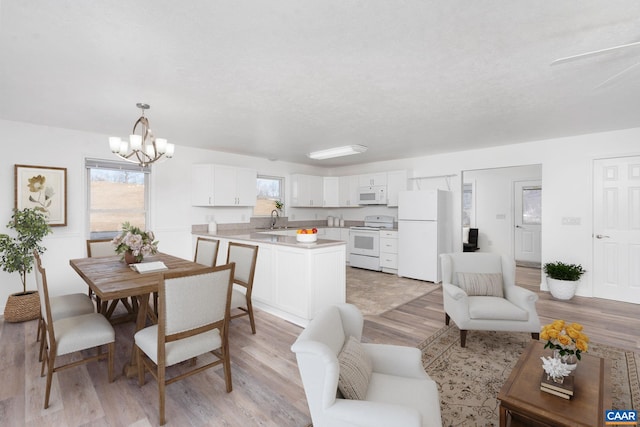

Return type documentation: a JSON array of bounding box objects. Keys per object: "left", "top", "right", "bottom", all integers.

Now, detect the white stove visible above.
[{"left": 349, "top": 215, "right": 395, "bottom": 271}]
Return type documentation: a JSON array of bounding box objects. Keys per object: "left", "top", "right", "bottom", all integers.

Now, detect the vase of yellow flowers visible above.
[
  {"left": 540, "top": 319, "right": 589, "bottom": 372},
  {"left": 112, "top": 222, "right": 158, "bottom": 264}
]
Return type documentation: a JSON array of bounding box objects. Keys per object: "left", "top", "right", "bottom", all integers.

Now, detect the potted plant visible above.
[
  {"left": 543, "top": 261, "right": 586, "bottom": 300},
  {"left": 0, "top": 208, "right": 52, "bottom": 322}
]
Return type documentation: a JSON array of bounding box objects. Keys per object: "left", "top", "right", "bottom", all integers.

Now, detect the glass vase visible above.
[{"left": 553, "top": 349, "right": 578, "bottom": 372}]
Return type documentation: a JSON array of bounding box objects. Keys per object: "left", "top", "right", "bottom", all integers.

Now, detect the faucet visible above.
[{"left": 270, "top": 209, "right": 279, "bottom": 229}]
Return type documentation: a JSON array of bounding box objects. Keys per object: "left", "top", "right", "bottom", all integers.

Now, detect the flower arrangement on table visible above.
[
  {"left": 540, "top": 319, "right": 589, "bottom": 360},
  {"left": 112, "top": 222, "right": 158, "bottom": 263}
]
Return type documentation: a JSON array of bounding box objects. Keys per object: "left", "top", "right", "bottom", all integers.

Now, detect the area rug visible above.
[
  {"left": 346, "top": 267, "right": 440, "bottom": 316},
  {"left": 420, "top": 325, "right": 640, "bottom": 427}
]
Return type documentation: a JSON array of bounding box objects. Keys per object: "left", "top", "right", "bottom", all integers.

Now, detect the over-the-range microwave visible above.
[{"left": 358, "top": 185, "right": 387, "bottom": 205}]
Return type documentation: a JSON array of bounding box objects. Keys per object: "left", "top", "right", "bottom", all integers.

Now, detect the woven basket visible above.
[{"left": 4, "top": 291, "right": 40, "bottom": 322}]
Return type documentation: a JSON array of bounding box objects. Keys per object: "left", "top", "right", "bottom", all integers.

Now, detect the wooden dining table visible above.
[{"left": 69, "top": 252, "right": 208, "bottom": 377}]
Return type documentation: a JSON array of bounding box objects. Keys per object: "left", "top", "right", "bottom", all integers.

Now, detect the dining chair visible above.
[
  {"left": 226, "top": 242, "right": 259, "bottom": 334},
  {"left": 194, "top": 237, "right": 220, "bottom": 267},
  {"left": 34, "top": 252, "right": 115, "bottom": 409},
  {"left": 134, "top": 263, "right": 235, "bottom": 425},
  {"left": 87, "top": 238, "right": 136, "bottom": 318}
]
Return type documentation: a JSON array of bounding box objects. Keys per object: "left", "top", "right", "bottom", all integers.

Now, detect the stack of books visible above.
[{"left": 540, "top": 373, "right": 574, "bottom": 399}]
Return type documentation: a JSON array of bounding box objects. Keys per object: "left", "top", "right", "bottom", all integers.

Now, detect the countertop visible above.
[{"left": 193, "top": 229, "right": 347, "bottom": 249}]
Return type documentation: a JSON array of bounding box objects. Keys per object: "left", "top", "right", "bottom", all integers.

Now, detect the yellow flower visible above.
[
  {"left": 547, "top": 329, "right": 559, "bottom": 339},
  {"left": 579, "top": 332, "right": 590, "bottom": 343},
  {"left": 540, "top": 329, "right": 550, "bottom": 340},
  {"left": 551, "top": 320, "right": 565, "bottom": 330},
  {"left": 28, "top": 175, "right": 46, "bottom": 192},
  {"left": 569, "top": 322, "right": 583, "bottom": 331},
  {"left": 566, "top": 327, "right": 581, "bottom": 340},
  {"left": 557, "top": 334, "right": 571, "bottom": 346},
  {"left": 576, "top": 339, "right": 589, "bottom": 352}
]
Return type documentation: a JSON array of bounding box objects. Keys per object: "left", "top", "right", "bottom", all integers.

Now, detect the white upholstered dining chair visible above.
[
  {"left": 34, "top": 252, "right": 115, "bottom": 409},
  {"left": 226, "top": 242, "right": 259, "bottom": 334},
  {"left": 291, "top": 303, "right": 443, "bottom": 427},
  {"left": 194, "top": 236, "right": 220, "bottom": 267},
  {"left": 440, "top": 252, "right": 541, "bottom": 347},
  {"left": 134, "top": 263, "right": 235, "bottom": 425}
]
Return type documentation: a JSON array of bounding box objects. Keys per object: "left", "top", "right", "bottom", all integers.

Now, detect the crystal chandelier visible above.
[{"left": 108, "top": 103, "right": 174, "bottom": 167}]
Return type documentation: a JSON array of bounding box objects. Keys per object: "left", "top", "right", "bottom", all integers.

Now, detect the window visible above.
[
  {"left": 86, "top": 159, "right": 150, "bottom": 239},
  {"left": 462, "top": 182, "right": 475, "bottom": 227},
  {"left": 521, "top": 186, "right": 542, "bottom": 225},
  {"left": 254, "top": 175, "right": 284, "bottom": 216}
]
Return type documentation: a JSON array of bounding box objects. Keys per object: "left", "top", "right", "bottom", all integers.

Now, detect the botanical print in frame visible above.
[{"left": 14, "top": 164, "right": 67, "bottom": 226}]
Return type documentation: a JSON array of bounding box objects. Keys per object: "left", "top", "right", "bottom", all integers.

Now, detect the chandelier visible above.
[{"left": 108, "top": 103, "right": 175, "bottom": 167}]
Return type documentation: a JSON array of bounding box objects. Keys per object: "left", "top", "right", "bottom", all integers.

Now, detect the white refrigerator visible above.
[{"left": 398, "top": 190, "right": 452, "bottom": 282}]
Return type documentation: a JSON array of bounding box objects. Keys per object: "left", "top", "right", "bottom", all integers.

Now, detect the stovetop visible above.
[{"left": 350, "top": 215, "right": 395, "bottom": 230}]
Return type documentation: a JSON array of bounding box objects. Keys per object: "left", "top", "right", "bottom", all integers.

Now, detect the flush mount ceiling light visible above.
[
  {"left": 108, "top": 103, "right": 175, "bottom": 167},
  {"left": 308, "top": 144, "right": 368, "bottom": 160}
]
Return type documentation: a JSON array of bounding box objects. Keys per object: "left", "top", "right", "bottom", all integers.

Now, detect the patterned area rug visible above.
[
  {"left": 420, "top": 325, "right": 640, "bottom": 427},
  {"left": 346, "top": 267, "right": 440, "bottom": 316}
]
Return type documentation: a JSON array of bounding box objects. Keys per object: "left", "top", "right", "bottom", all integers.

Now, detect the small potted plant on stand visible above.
[
  {"left": 0, "top": 208, "right": 52, "bottom": 322},
  {"left": 543, "top": 261, "right": 586, "bottom": 300}
]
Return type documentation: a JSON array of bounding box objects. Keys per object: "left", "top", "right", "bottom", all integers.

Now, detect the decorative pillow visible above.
[
  {"left": 337, "top": 336, "right": 372, "bottom": 400},
  {"left": 457, "top": 272, "right": 504, "bottom": 298}
]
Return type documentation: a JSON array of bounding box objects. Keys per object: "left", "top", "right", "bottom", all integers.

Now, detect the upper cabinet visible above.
[
  {"left": 386, "top": 170, "right": 408, "bottom": 207},
  {"left": 359, "top": 173, "right": 387, "bottom": 187},
  {"left": 214, "top": 165, "right": 257, "bottom": 206},
  {"left": 338, "top": 175, "right": 360, "bottom": 207},
  {"left": 323, "top": 177, "right": 340, "bottom": 207},
  {"left": 191, "top": 164, "right": 257, "bottom": 206},
  {"left": 291, "top": 174, "right": 323, "bottom": 207}
]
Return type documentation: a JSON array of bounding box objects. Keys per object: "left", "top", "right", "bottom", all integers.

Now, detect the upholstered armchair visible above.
[
  {"left": 291, "top": 303, "right": 442, "bottom": 427},
  {"left": 440, "top": 252, "right": 540, "bottom": 347}
]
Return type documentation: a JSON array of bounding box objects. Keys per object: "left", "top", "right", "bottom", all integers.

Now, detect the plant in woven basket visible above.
[{"left": 0, "top": 208, "right": 52, "bottom": 294}]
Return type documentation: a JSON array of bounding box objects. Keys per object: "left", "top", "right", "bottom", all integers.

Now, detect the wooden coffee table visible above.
[{"left": 498, "top": 340, "right": 611, "bottom": 427}]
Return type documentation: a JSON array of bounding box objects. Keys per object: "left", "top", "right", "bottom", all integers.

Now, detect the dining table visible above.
[{"left": 69, "top": 252, "right": 208, "bottom": 377}]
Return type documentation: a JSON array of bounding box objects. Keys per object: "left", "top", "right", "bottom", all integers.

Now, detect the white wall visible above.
[{"left": 2, "top": 117, "right": 639, "bottom": 310}]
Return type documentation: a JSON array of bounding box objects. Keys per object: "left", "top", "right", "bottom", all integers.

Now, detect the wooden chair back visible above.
[
  {"left": 226, "top": 242, "right": 259, "bottom": 291},
  {"left": 86, "top": 239, "right": 115, "bottom": 258}
]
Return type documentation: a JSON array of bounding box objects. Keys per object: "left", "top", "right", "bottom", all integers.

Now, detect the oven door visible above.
[{"left": 349, "top": 230, "right": 380, "bottom": 257}]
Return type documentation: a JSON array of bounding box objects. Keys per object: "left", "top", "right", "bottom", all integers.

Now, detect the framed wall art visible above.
[{"left": 14, "top": 164, "right": 67, "bottom": 226}]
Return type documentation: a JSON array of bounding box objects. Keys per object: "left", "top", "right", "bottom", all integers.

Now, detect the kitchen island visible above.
[{"left": 193, "top": 229, "right": 346, "bottom": 327}]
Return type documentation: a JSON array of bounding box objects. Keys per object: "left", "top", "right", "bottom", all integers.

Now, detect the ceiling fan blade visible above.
[
  {"left": 551, "top": 40, "right": 640, "bottom": 66},
  {"left": 594, "top": 61, "right": 640, "bottom": 89}
]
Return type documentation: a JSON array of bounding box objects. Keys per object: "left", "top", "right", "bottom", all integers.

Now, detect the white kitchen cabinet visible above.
[
  {"left": 323, "top": 177, "right": 340, "bottom": 207},
  {"left": 359, "top": 173, "right": 387, "bottom": 187},
  {"left": 291, "top": 174, "right": 323, "bottom": 207},
  {"left": 213, "top": 165, "right": 257, "bottom": 206},
  {"left": 379, "top": 230, "right": 398, "bottom": 274},
  {"left": 191, "top": 164, "right": 256, "bottom": 206},
  {"left": 386, "top": 170, "right": 408, "bottom": 207},
  {"left": 338, "top": 175, "right": 360, "bottom": 207},
  {"left": 191, "top": 164, "right": 215, "bottom": 206}
]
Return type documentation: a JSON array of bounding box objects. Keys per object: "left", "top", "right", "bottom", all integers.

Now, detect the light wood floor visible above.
[{"left": 1, "top": 266, "right": 637, "bottom": 426}]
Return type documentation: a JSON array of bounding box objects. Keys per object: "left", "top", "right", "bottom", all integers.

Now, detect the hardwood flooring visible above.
[{"left": 0, "top": 266, "right": 637, "bottom": 426}]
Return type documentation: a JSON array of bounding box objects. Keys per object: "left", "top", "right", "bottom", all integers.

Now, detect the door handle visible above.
[
  {"left": 515, "top": 225, "right": 524, "bottom": 229},
  {"left": 595, "top": 234, "right": 610, "bottom": 239}
]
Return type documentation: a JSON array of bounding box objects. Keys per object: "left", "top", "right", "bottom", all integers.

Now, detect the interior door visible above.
[
  {"left": 514, "top": 180, "right": 542, "bottom": 266},
  {"left": 593, "top": 156, "right": 640, "bottom": 303}
]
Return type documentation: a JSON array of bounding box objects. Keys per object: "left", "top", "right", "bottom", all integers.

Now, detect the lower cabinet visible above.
[
  {"left": 379, "top": 230, "right": 398, "bottom": 274},
  {"left": 203, "top": 235, "right": 346, "bottom": 326}
]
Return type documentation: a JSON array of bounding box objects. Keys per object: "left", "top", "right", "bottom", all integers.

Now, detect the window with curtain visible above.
[{"left": 86, "top": 158, "right": 150, "bottom": 239}]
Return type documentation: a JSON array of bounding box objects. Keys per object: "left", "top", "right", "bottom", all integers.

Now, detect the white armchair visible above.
[
  {"left": 291, "top": 303, "right": 442, "bottom": 427},
  {"left": 440, "top": 252, "right": 541, "bottom": 347}
]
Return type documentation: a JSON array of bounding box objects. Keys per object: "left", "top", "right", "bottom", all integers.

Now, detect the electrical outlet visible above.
[
  {"left": 561, "top": 217, "right": 581, "bottom": 225},
  {"left": 496, "top": 214, "right": 506, "bottom": 220},
  {"left": 241, "top": 214, "right": 246, "bottom": 222}
]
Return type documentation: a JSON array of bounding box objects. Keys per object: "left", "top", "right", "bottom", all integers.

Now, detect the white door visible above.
[
  {"left": 593, "top": 156, "right": 640, "bottom": 303},
  {"left": 514, "top": 180, "right": 542, "bottom": 266}
]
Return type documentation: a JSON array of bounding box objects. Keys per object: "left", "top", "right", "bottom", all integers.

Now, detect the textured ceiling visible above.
[{"left": 1, "top": 1, "right": 640, "bottom": 167}]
